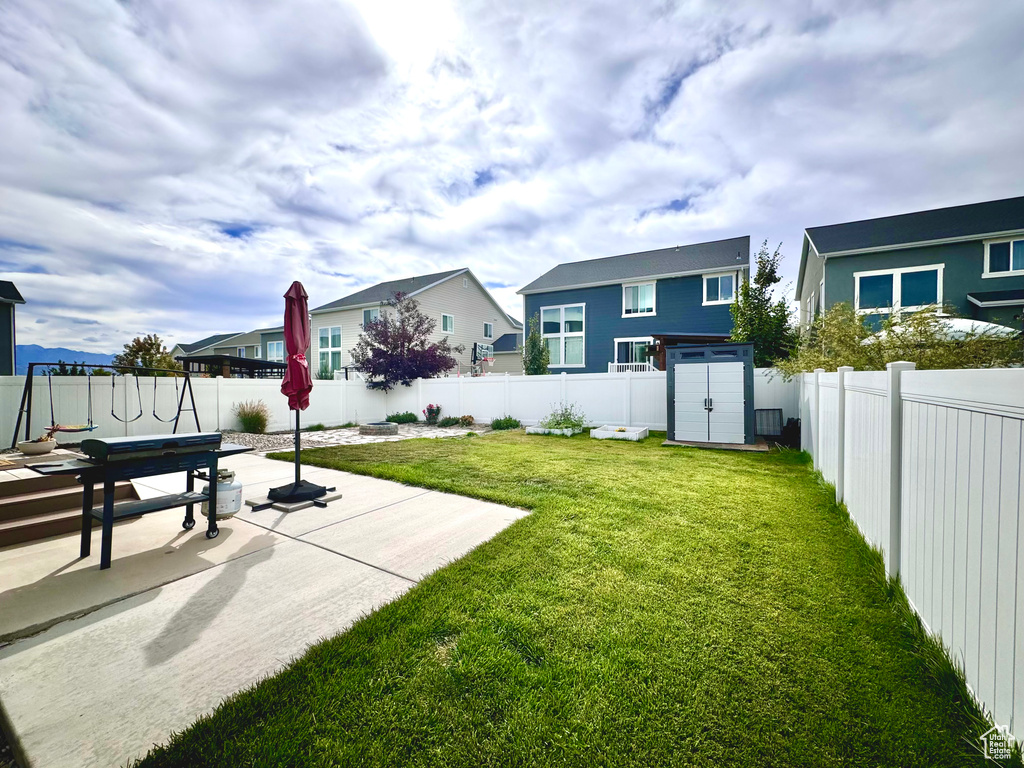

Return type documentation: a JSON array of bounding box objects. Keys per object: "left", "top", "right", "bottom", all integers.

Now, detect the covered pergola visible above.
[{"left": 175, "top": 355, "right": 287, "bottom": 379}]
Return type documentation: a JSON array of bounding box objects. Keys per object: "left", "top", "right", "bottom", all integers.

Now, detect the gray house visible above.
[
  {"left": 796, "top": 196, "right": 1024, "bottom": 330},
  {"left": 0, "top": 281, "right": 25, "bottom": 376}
]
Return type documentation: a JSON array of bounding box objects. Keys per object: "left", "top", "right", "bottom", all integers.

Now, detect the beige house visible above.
[{"left": 310, "top": 268, "right": 522, "bottom": 376}]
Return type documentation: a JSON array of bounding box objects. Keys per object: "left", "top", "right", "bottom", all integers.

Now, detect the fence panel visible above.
[
  {"left": 817, "top": 373, "right": 839, "bottom": 485},
  {"left": 753, "top": 369, "right": 799, "bottom": 423},
  {"left": 843, "top": 371, "right": 889, "bottom": 553},
  {"left": 800, "top": 373, "right": 816, "bottom": 455},
  {"left": 629, "top": 372, "right": 668, "bottom": 429},
  {"left": 898, "top": 369, "right": 1024, "bottom": 735}
]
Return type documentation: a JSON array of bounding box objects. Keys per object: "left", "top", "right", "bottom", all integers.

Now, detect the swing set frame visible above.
[{"left": 10, "top": 363, "right": 201, "bottom": 449}]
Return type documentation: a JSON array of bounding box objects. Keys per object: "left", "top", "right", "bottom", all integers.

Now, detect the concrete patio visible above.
[{"left": 0, "top": 452, "right": 528, "bottom": 768}]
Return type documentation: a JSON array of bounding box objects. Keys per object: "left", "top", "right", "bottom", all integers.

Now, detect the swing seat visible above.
[{"left": 54, "top": 424, "right": 99, "bottom": 433}]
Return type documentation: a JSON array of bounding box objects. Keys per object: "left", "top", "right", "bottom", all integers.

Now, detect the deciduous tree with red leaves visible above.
[{"left": 350, "top": 293, "right": 464, "bottom": 391}]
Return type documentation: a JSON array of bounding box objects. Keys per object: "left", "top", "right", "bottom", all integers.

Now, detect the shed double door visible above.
[{"left": 673, "top": 362, "right": 745, "bottom": 444}]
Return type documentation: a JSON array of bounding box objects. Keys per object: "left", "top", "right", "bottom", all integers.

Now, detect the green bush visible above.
[
  {"left": 233, "top": 400, "right": 270, "bottom": 434},
  {"left": 458, "top": 415, "right": 475, "bottom": 427},
  {"left": 387, "top": 412, "right": 419, "bottom": 424},
  {"left": 438, "top": 416, "right": 461, "bottom": 427},
  {"left": 490, "top": 416, "right": 521, "bottom": 430},
  {"left": 539, "top": 402, "right": 587, "bottom": 432},
  {"left": 305, "top": 423, "right": 326, "bottom": 432}
]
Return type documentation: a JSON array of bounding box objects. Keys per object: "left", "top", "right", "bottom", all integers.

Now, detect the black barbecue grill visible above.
[{"left": 29, "top": 433, "right": 251, "bottom": 570}]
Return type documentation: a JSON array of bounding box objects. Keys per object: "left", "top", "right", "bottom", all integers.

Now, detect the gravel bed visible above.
[{"left": 224, "top": 423, "right": 489, "bottom": 454}]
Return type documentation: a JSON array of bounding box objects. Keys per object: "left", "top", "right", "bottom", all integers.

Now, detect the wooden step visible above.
[
  {"left": 0, "top": 473, "right": 80, "bottom": 497},
  {"left": 0, "top": 508, "right": 101, "bottom": 548},
  {"left": 0, "top": 482, "right": 136, "bottom": 523}
]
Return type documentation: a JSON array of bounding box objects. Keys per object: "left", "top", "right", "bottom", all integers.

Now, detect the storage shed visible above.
[{"left": 666, "top": 342, "right": 755, "bottom": 445}]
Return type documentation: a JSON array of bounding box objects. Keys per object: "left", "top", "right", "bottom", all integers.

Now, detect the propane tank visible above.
[{"left": 201, "top": 469, "right": 243, "bottom": 519}]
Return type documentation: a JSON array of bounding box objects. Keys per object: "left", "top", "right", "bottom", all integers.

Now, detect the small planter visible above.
[
  {"left": 525, "top": 426, "right": 583, "bottom": 437},
  {"left": 17, "top": 439, "right": 57, "bottom": 455},
  {"left": 591, "top": 425, "right": 648, "bottom": 442}
]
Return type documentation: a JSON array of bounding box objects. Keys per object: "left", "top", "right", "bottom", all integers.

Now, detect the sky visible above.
[{"left": 1, "top": 0, "right": 1023, "bottom": 353}]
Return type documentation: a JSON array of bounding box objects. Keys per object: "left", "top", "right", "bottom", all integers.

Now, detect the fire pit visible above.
[{"left": 359, "top": 421, "right": 399, "bottom": 437}]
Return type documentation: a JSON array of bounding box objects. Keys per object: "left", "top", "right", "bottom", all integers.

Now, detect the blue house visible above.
[
  {"left": 796, "top": 195, "right": 1024, "bottom": 330},
  {"left": 517, "top": 237, "right": 750, "bottom": 373}
]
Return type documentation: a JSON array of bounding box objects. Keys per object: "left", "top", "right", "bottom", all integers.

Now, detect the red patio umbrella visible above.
[
  {"left": 281, "top": 281, "right": 312, "bottom": 410},
  {"left": 264, "top": 281, "right": 334, "bottom": 506}
]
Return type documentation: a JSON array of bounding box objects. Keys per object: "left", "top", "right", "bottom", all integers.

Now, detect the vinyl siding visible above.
[
  {"left": 488, "top": 352, "right": 524, "bottom": 375},
  {"left": 823, "top": 239, "right": 1024, "bottom": 322},
  {"left": 311, "top": 272, "right": 520, "bottom": 372},
  {"left": 0, "top": 304, "right": 13, "bottom": 376},
  {"left": 523, "top": 273, "right": 737, "bottom": 374}
]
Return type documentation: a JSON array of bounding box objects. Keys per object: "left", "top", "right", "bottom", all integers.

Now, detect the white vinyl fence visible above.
[
  {"left": 4, "top": 368, "right": 798, "bottom": 447},
  {"left": 802, "top": 364, "right": 1024, "bottom": 738}
]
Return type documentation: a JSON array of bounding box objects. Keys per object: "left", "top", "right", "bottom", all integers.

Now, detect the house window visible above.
[
  {"left": 985, "top": 238, "right": 1024, "bottom": 276},
  {"left": 267, "top": 341, "right": 284, "bottom": 362},
  {"left": 463, "top": 277, "right": 468, "bottom": 288},
  {"left": 483, "top": 322, "right": 494, "bottom": 339},
  {"left": 236, "top": 347, "right": 245, "bottom": 358},
  {"left": 854, "top": 264, "right": 943, "bottom": 314},
  {"left": 442, "top": 314, "right": 455, "bottom": 333},
  {"left": 362, "top": 308, "right": 379, "bottom": 326},
  {"left": 253, "top": 346, "right": 261, "bottom": 359},
  {"left": 703, "top": 273, "right": 735, "bottom": 305},
  {"left": 622, "top": 282, "right": 656, "bottom": 316},
  {"left": 318, "top": 326, "right": 342, "bottom": 373},
  {"left": 541, "top": 304, "right": 585, "bottom": 367},
  {"left": 614, "top": 337, "right": 652, "bottom": 364}
]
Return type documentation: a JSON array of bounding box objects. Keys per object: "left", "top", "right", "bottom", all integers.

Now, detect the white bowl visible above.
[{"left": 17, "top": 439, "right": 57, "bottom": 455}]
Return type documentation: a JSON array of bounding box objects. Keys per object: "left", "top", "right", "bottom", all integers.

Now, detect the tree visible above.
[
  {"left": 48, "top": 360, "right": 86, "bottom": 376},
  {"left": 775, "top": 302, "right": 1023, "bottom": 379},
  {"left": 522, "top": 313, "right": 549, "bottom": 375},
  {"left": 112, "top": 334, "right": 181, "bottom": 374},
  {"left": 350, "top": 293, "right": 464, "bottom": 391},
  {"left": 730, "top": 240, "right": 797, "bottom": 367}
]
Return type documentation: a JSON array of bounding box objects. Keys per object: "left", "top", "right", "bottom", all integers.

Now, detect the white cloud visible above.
[{"left": 0, "top": 0, "right": 1022, "bottom": 351}]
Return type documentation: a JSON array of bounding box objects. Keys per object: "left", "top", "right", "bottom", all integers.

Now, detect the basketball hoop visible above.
[{"left": 483, "top": 357, "right": 495, "bottom": 366}]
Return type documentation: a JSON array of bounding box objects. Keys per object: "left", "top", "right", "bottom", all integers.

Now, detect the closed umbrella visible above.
[{"left": 266, "top": 281, "right": 332, "bottom": 505}]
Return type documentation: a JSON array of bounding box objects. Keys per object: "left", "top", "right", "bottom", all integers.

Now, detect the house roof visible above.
[
  {"left": 0, "top": 281, "right": 25, "bottom": 304},
  {"left": 517, "top": 236, "right": 750, "bottom": 294},
  {"left": 806, "top": 195, "right": 1024, "bottom": 256},
  {"left": 967, "top": 289, "right": 1024, "bottom": 307},
  {"left": 492, "top": 332, "right": 522, "bottom": 353},
  {"left": 311, "top": 269, "right": 467, "bottom": 313},
  {"left": 177, "top": 332, "right": 242, "bottom": 355}
]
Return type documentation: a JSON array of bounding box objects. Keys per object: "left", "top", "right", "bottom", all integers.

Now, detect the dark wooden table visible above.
[{"left": 29, "top": 443, "right": 251, "bottom": 569}]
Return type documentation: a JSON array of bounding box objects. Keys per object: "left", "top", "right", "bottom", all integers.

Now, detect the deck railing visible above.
[{"left": 607, "top": 362, "right": 655, "bottom": 373}]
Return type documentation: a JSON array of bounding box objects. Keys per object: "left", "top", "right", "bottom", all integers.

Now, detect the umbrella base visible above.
[{"left": 267, "top": 479, "right": 330, "bottom": 503}]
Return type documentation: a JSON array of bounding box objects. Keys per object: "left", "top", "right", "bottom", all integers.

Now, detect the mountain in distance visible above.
[{"left": 15, "top": 345, "right": 116, "bottom": 375}]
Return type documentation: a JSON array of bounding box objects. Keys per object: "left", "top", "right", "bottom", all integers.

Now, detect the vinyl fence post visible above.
[
  {"left": 215, "top": 375, "right": 222, "bottom": 432},
  {"left": 458, "top": 376, "right": 464, "bottom": 417},
  {"left": 624, "top": 369, "right": 632, "bottom": 427},
  {"left": 885, "top": 361, "right": 915, "bottom": 579},
  {"left": 503, "top": 373, "right": 510, "bottom": 416},
  {"left": 560, "top": 371, "right": 567, "bottom": 404},
  {"left": 836, "top": 366, "right": 853, "bottom": 504},
  {"left": 813, "top": 368, "right": 824, "bottom": 468}
]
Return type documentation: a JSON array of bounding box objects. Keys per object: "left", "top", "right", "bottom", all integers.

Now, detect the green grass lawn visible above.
[{"left": 137, "top": 431, "right": 1004, "bottom": 767}]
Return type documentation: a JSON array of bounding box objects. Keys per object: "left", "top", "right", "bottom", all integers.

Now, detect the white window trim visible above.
[
  {"left": 267, "top": 340, "right": 285, "bottom": 363},
  {"left": 362, "top": 307, "right": 380, "bottom": 326},
  {"left": 483, "top": 322, "right": 494, "bottom": 339},
  {"left": 253, "top": 346, "right": 261, "bottom": 359},
  {"left": 442, "top": 313, "right": 455, "bottom": 333},
  {"left": 613, "top": 336, "right": 654, "bottom": 363},
  {"left": 854, "top": 263, "right": 944, "bottom": 315},
  {"left": 702, "top": 271, "right": 737, "bottom": 306},
  {"left": 621, "top": 280, "right": 657, "bottom": 318},
  {"left": 983, "top": 237, "right": 1024, "bottom": 278},
  {"left": 541, "top": 303, "right": 586, "bottom": 368},
  {"left": 318, "top": 326, "right": 343, "bottom": 372},
  {"left": 236, "top": 347, "right": 245, "bottom": 358}
]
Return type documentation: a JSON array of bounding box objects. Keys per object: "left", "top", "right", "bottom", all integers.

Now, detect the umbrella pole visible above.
[{"left": 294, "top": 408, "right": 301, "bottom": 486}]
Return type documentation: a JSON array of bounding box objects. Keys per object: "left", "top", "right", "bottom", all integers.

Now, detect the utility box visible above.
[{"left": 666, "top": 343, "right": 755, "bottom": 445}]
